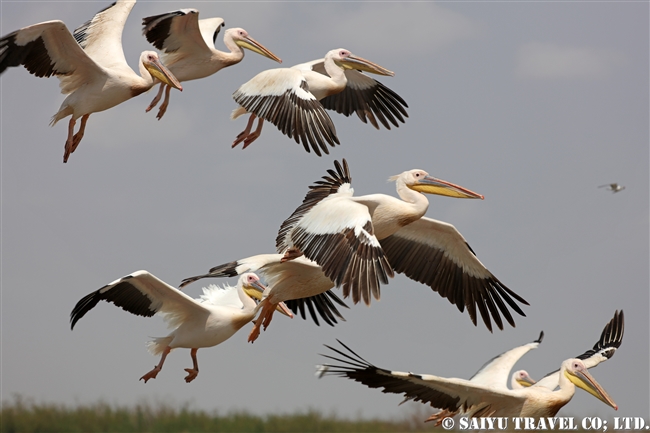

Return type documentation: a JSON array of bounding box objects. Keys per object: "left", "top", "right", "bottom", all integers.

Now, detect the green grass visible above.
[{"left": 1, "top": 395, "right": 438, "bottom": 433}]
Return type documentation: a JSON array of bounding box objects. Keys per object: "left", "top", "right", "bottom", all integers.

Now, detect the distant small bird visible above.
[{"left": 599, "top": 183, "right": 625, "bottom": 193}]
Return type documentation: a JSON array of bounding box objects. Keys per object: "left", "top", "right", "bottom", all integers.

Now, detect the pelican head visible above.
[
  {"left": 239, "top": 273, "right": 292, "bottom": 317},
  {"left": 513, "top": 370, "right": 536, "bottom": 388},
  {"left": 390, "top": 169, "right": 484, "bottom": 199},
  {"left": 563, "top": 358, "right": 618, "bottom": 410},
  {"left": 330, "top": 49, "right": 395, "bottom": 77},
  {"left": 141, "top": 51, "right": 183, "bottom": 90},
  {"left": 228, "top": 28, "right": 282, "bottom": 63}
]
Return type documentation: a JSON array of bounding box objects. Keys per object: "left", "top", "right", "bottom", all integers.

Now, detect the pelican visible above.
[
  {"left": 424, "top": 310, "right": 623, "bottom": 424},
  {"left": 318, "top": 340, "right": 617, "bottom": 420},
  {"left": 276, "top": 159, "right": 529, "bottom": 331},
  {"left": 180, "top": 254, "right": 348, "bottom": 342},
  {"left": 231, "top": 48, "right": 408, "bottom": 156},
  {"left": 533, "top": 309, "right": 624, "bottom": 390},
  {"left": 395, "top": 332, "right": 543, "bottom": 418},
  {"left": 70, "top": 271, "right": 291, "bottom": 383},
  {"left": 598, "top": 183, "right": 625, "bottom": 193},
  {"left": 141, "top": 9, "right": 282, "bottom": 120},
  {"left": 0, "top": 0, "right": 182, "bottom": 162}
]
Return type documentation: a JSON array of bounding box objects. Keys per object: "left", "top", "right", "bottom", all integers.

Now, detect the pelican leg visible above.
[
  {"left": 63, "top": 114, "right": 89, "bottom": 163},
  {"left": 248, "top": 299, "right": 271, "bottom": 343},
  {"left": 146, "top": 83, "right": 165, "bottom": 112},
  {"left": 261, "top": 305, "right": 276, "bottom": 330},
  {"left": 232, "top": 114, "right": 257, "bottom": 148},
  {"left": 63, "top": 117, "right": 76, "bottom": 163},
  {"left": 241, "top": 118, "right": 264, "bottom": 149},
  {"left": 183, "top": 348, "right": 199, "bottom": 383},
  {"left": 280, "top": 248, "right": 304, "bottom": 263},
  {"left": 156, "top": 85, "right": 172, "bottom": 120},
  {"left": 140, "top": 346, "right": 171, "bottom": 383}
]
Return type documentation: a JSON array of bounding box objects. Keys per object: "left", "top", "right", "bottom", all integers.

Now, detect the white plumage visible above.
[
  {"left": 180, "top": 254, "right": 349, "bottom": 342},
  {"left": 231, "top": 48, "right": 408, "bottom": 155},
  {"left": 277, "top": 159, "right": 529, "bottom": 331},
  {"left": 141, "top": 8, "right": 281, "bottom": 119},
  {"left": 0, "top": 0, "right": 182, "bottom": 162},
  {"left": 70, "top": 271, "right": 291, "bottom": 383}
]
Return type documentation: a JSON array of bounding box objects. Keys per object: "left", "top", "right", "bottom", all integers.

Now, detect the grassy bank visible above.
[{"left": 1, "top": 395, "right": 438, "bottom": 433}]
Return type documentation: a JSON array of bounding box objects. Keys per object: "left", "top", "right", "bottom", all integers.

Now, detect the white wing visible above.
[
  {"left": 0, "top": 20, "right": 105, "bottom": 94},
  {"left": 180, "top": 254, "right": 348, "bottom": 327},
  {"left": 70, "top": 270, "right": 209, "bottom": 330},
  {"left": 233, "top": 67, "right": 339, "bottom": 156},
  {"left": 73, "top": 0, "right": 134, "bottom": 70},
  {"left": 469, "top": 332, "right": 544, "bottom": 389},
  {"left": 141, "top": 9, "right": 215, "bottom": 60},
  {"left": 276, "top": 159, "right": 393, "bottom": 304}
]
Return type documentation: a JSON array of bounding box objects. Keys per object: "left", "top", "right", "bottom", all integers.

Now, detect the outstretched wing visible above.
[
  {"left": 276, "top": 159, "right": 393, "bottom": 305},
  {"left": 379, "top": 217, "right": 528, "bottom": 331},
  {"left": 534, "top": 310, "right": 624, "bottom": 390},
  {"left": 70, "top": 270, "right": 208, "bottom": 330},
  {"left": 318, "top": 340, "right": 527, "bottom": 416},
  {"left": 233, "top": 68, "right": 339, "bottom": 156}
]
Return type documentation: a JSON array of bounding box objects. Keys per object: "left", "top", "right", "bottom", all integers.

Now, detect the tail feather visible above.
[{"left": 146, "top": 336, "right": 173, "bottom": 356}]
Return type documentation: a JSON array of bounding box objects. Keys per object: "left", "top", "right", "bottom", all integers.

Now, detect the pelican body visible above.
[
  {"left": 0, "top": 0, "right": 182, "bottom": 162},
  {"left": 70, "top": 271, "right": 290, "bottom": 382},
  {"left": 318, "top": 340, "right": 617, "bottom": 421},
  {"left": 231, "top": 48, "right": 408, "bottom": 156},
  {"left": 424, "top": 310, "right": 624, "bottom": 424},
  {"left": 276, "top": 159, "right": 528, "bottom": 331},
  {"left": 180, "top": 253, "right": 348, "bottom": 342},
  {"left": 141, "top": 8, "right": 281, "bottom": 119}
]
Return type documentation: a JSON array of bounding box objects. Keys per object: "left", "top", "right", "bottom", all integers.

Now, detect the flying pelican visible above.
[
  {"left": 424, "top": 310, "right": 623, "bottom": 424},
  {"left": 393, "top": 332, "right": 543, "bottom": 420},
  {"left": 276, "top": 159, "right": 529, "bottom": 331},
  {"left": 598, "top": 183, "right": 625, "bottom": 193},
  {"left": 532, "top": 309, "right": 624, "bottom": 390},
  {"left": 70, "top": 271, "right": 291, "bottom": 383},
  {"left": 141, "top": 9, "right": 282, "bottom": 120},
  {"left": 0, "top": 0, "right": 182, "bottom": 162},
  {"left": 318, "top": 340, "right": 617, "bottom": 420},
  {"left": 180, "top": 254, "right": 348, "bottom": 342},
  {"left": 231, "top": 48, "right": 408, "bottom": 156}
]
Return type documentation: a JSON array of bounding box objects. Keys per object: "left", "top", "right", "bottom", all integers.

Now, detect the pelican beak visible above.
[
  {"left": 565, "top": 365, "right": 618, "bottom": 410},
  {"left": 242, "top": 280, "right": 294, "bottom": 318},
  {"left": 236, "top": 36, "right": 282, "bottom": 63},
  {"left": 516, "top": 374, "right": 536, "bottom": 388},
  {"left": 144, "top": 57, "right": 183, "bottom": 91},
  {"left": 337, "top": 54, "right": 394, "bottom": 77},
  {"left": 410, "top": 176, "right": 484, "bottom": 199}
]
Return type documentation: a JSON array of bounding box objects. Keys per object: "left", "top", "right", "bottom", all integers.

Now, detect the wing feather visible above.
[
  {"left": 379, "top": 217, "right": 528, "bottom": 331},
  {"left": 1, "top": 21, "right": 104, "bottom": 94},
  {"left": 320, "top": 70, "right": 408, "bottom": 129},
  {"left": 535, "top": 310, "right": 624, "bottom": 390},
  {"left": 319, "top": 340, "right": 527, "bottom": 415},
  {"left": 70, "top": 270, "right": 208, "bottom": 330}
]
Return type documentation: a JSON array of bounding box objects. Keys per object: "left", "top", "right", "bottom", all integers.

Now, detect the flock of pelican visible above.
[
  {"left": 0, "top": 0, "right": 406, "bottom": 162},
  {"left": 2, "top": 0, "right": 624, "bottom": 423}
]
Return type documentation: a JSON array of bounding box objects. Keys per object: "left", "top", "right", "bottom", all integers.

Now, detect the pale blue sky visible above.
[{"left": 1, "top": 0, "right": 648, "bottom": 422}]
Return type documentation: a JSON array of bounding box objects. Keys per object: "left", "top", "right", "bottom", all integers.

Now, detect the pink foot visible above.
[
  {"left": 184, "top": 368, "right": 198, "bottom": 383},
  {"left": 140, "top": 366, "right": 161, "bottom": 383}
]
